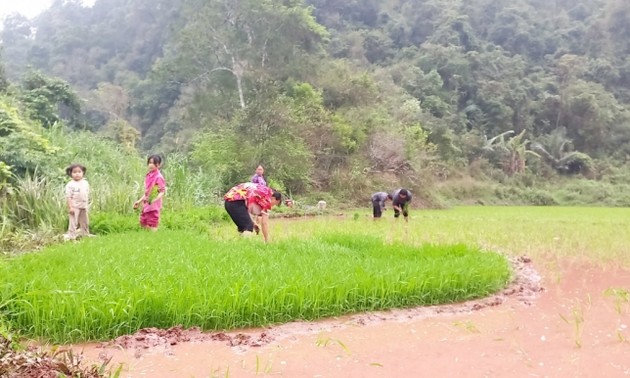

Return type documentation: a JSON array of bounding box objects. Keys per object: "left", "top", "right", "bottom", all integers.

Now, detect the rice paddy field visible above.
[{"left": 1, "top": 206, "right": 629, "bottom": 346}]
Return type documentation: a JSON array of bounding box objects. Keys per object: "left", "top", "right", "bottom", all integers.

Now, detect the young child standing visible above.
[
  {"left": 251, "top": 165, "right": 267, "bottom": 186},
  {"left": 64, "top": 163, "right": 90, "bottom": 240},
  {"left": 133, "top": 155, "right": 166, "bottom": 231}
]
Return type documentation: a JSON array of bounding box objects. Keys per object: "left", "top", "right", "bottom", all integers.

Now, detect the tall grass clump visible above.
[
  {"left": 0, "top": 174, "right": 67, "bottom": 253},
  {"left": 1, "top": 125, "right": 226, "bottom": 252},
  {"left": 35, "top": 127, "right": 226, "bottom": 211},
  {"left": 46, "top": 125, "right": 146, "bottom": 213},
  {"left": 160, "top": 152, "right": 225, "bottom": 208},
  {"left": 0, "top": 230, "right": 510, "bottom": 343},
  {"left": 3, "top": 174, "right": 67, "bottom": 230}
]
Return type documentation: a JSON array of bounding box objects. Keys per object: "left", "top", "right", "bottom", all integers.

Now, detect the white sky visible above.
[{"left": 0, "top": 0, "right": 95, "bottom": 21}]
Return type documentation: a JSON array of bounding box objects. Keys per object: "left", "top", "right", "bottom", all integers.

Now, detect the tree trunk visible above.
[{"left": 232, "top": 56, "right": 246, "bottom": 109}]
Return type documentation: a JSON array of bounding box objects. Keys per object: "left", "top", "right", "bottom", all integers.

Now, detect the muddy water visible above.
[{"left": 74, "top": 258, "right": 630, "bottom": 377}]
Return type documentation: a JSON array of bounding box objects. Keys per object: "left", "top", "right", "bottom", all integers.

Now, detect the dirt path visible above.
[{"left": 77, "top": 257, "right": 630, "bottom": 377}]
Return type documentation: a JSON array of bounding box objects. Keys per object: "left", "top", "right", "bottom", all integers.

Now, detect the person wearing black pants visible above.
[
  {"left": 371, "top": 191, "right": 392, "bottom": 220},
  {"left": 223, "top": 183, "right": 285, "bottom": 242},
  {"left": 224, "top": 199, "right": 255, "bottom": 233},
  {"left": 391, "top": 188, "right": 412, "bottom": 222}
]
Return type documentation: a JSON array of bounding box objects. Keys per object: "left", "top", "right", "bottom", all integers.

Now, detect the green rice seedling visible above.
[
  {"left": 572, "top": 307, "right": 585, "bottom": 348},
  {"left": 603, "top": 287, "right": 629, "bottom": 344},
  {"left": 332, "top": 206, "right": 630, "bottom": 266},
  {"left": 559, "top": 303, "right": 585, "bottom": 348},
  {"left": 254, "top": 355, "right": 272, "bottom": 375},
  {"left": 453, "top": 320, "right": 481, "bottom": 333},
  {"left": 315, "top": 334, "right": 351, "bottom": 354},
  {"left": 0, "top": 229, "right": 510, "bottom": 343},
  {"left": 89, "top": 206, "right": 229, "bottom": 234},
  {"left": 5, "top": 206, "right": 629, "bottom": 344},
  {"left": 208, "top": 365, "right": 230, "bottom": 378},
  {"left": 603, "top": 288, "right": 629, "bottom": 315}
]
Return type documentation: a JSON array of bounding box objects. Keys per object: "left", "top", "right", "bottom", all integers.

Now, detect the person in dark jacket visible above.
[{"left": 391, "top": 188, "right": 412, "bottom": 222}]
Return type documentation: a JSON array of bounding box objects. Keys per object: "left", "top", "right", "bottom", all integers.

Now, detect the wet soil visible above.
[{"left": 68, "top": 255, "right": 630, "bottom": 377}]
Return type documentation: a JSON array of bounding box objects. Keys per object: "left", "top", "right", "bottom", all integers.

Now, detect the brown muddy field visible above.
[{"left": 72, "top": 256, "right": 630, "bottom": 377}]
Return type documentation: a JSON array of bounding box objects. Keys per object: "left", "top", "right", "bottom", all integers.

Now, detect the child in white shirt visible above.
[{"left": 64, "top": 163, "right": 90, "bottom": 240}]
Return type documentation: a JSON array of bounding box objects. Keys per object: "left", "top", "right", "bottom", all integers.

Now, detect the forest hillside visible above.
[{"left": 2, "top": 0, "right": 630, "bottom": 206}]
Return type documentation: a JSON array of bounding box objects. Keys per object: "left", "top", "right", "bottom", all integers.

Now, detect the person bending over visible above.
[
  {"left": 391, "top": 188, "right": 412, "bottom": 222},
  {"left": 224, "top": 182, "right": 283, "bottom": 242},
  {"left": 371, "top": 191, "right": 392, "bottom": 220}
]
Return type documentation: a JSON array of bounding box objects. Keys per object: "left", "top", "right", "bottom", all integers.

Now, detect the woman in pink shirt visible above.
[{"left": 133, "top": 155, "right": 166, "bottom": 231}]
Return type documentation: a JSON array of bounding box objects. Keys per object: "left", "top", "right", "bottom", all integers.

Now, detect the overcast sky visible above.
[{"left": 0, "top": 0, "right": 95, "bottom": 21}]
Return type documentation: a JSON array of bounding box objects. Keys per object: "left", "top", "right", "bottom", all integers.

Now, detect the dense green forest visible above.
[{"left": 2, "top": 0, "right": 630, "bottom": 213}]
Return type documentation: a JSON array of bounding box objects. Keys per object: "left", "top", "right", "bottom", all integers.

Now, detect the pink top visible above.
[
  {"left": 224, "top": 183, "right": 274, "bottom": 212},
  {"left": 143, "top": 169, "right": 166, "bottom": 212}
]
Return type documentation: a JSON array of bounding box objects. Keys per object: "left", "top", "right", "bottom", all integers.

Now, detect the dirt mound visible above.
[{"left": 100, "top": 326, "right": 274, "bottom": 353}]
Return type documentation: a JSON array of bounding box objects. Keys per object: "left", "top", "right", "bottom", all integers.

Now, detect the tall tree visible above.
[
  {"left": 0, "top": 51, "right": 9, "bottom": 92},
  {"left": 165, "top": 0, "right": 328, "bottom": 110},
  {"left": 0, "top": 14, "right": 33, "bottom": 81}
]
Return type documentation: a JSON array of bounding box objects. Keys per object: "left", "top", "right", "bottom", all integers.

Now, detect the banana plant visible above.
[
  {"left": 483, "top": 129, "right": 539, "bottom": 175},
  {"left": 531, "top": 127, "right": 593, "bottom": 174}
]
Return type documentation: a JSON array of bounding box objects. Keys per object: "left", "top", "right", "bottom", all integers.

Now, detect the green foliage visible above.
[
  {"left": 549, "top": 179, "right": 630, "bottom": 207},
  {"left": 495, "top": 186, "right": 558, "bottom": 206},
  {"left": 557, "top": 78, "right": 630, "bottom": 156},
  {"left": 89, "top": 212, "right": 138, "bottom": 234},
  {"left": 330, "top": 114, "right": 360, "bottom": 152},
  {"left": 482, "top": 130, "right": 540, "bottom": 176},
  {"left": 0, "top": 162, "right": 11, "bottom": 195},
  {"left": 0, "top": 53, "right": 8, "bottom": 93},
  {"left": 0, "top": 97, "right": 57, "bottom": 176},
  {"left": 190, "top": 129, "right": 242, "bottom": 188},
  {"left": 91, "top": 206, "right": 229, "bottom": 234},
  {"left": 160, "top": 152, "right": 225, "bottom": 207},
  {"left": 531, "top": 127, "right": 593, "bottom": 175},
  {"left": 0, "top": 230, "right": 510, "bottom": 343},
  {"left": 0, "top": 123, "right": 225, "bottom": 252},
  {"left": 18, "top": 70, "right": 82, "bottom": 129},
  {"left": 1, "top": 0, "right": 630, "bottom": 211},
  {"left": 192, "top": 88, "right": 320, "bottom": 193},
  {"left": 317, "top": 62, "right": 379, "bottom": 109},
  {"left": 102, "top": 119, "right": 140, "bottom": 150}
]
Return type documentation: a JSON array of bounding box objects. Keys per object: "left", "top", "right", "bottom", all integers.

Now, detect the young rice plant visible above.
[{"left": 0, "top": 229, "right": 510, "bottom": 343}]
